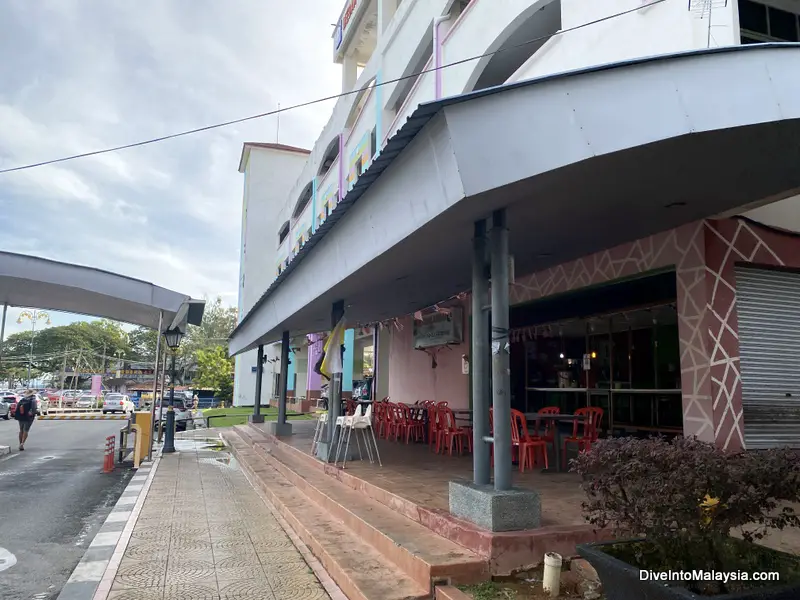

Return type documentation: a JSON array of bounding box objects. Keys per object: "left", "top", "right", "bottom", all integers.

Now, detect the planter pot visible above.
[{"left": 577, "top": 540, "right": 800, "bottom": 600}]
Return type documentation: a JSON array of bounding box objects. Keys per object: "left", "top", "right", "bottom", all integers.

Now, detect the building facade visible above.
[{"left": 233, "top": 0, "right": 800, "bottom": 448}]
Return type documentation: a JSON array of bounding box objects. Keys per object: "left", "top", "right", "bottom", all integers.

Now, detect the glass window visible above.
[
  {"left": 739, "top": 0, "right": 768, "bottom": 35},
  {"left": 768, "top": 6, "right": 799, "bottom": 41}
]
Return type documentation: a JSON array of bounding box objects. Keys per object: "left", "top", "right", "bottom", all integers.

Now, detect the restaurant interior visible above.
[{"left": 507, "top": 269, "right": 684, "bottom": 438}]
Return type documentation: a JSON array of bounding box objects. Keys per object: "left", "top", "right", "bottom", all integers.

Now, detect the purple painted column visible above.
[{"left": 306, "top": 333, "right": 323, "bottom": 394}]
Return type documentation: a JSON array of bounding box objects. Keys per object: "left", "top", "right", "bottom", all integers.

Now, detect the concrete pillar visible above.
[
  {"left": 267, "top": 331, "right": 292, "bottom": 436},
  {"left": 342, "top": 329, "right": 355, "bottom": 396},
  {"left": 490, "top": 209, "right": 512, "bottom": 492},
  {"left": 377, "top": 0, "right": 397, "bottom": 36},
  {"left": 449, "top": 209, "right": 541, "bottom": 532},
  {"left": 376, "top": 327, "right": 391, "bottom": 401},
  {"left": 249, "top": 344, "right": 265, "bottom": 424},
  {"left": 307, "top": 333, "right": 323, "bottom": 404},
  {"left": 342, "top": 52, "right": 358, "bottom": 93},
  {"left": 315, "top": 301, "right": 348, "bottom": 462},
  {"left": 471, "top": 220, "right": 490, "bottom": 486}
]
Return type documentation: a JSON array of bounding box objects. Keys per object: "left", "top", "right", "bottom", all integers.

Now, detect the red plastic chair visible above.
[
  {"left": 436, "top": 406, "right": 472, "bottom": 456},
  {"left": 391, "top": 403, "right": 409, "bottom": 442},
  {"left": 430, "top": 401, "right": 449, "bottom": 451},
  {"left": 511, "top": 409, "right": 548, "bottom": 472},
  {"left": 562, "top": 407, "right": 603, "bottom": 469},
  {"left": 402, "top": 404, "right": 425, "bottom": 443},
  {"left": 383, "top": 402, "right": 397, "bottom": 440}
]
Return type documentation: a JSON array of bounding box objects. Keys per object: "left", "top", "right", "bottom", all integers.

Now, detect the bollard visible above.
[{"left": 103, "top": 435, "right": 116, "bottom": 473}]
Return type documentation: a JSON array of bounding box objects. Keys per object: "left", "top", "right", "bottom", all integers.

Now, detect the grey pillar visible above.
[
  {"left": 472, "top": 220, "right": 491, "bottom": 486},
  {"left": 267, "top": 332, "right": 293, "bottom": 436},
  {"left": 0, "top": 303, "right": 7, "bottom": 368},
  {"left": 250, "top": 344, "right": 265, "bottom": 424},
  {"left": 148, "top": 311, "right": 163, "bottom": 461},
  {"left": 278, "top": 332, "right": 289, "bottom": 425},
  {"left": 490, "top": 209, "right": 512, "bottom": 491},
  {"left": 314, "top": 300, "right": 345, "bottom": 461},
  {"left": 449, "top": 210, "right": 541, "bottom": 531}
]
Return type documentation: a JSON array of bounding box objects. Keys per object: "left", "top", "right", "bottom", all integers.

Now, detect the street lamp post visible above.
[
  {"left": 162, "top": 327, "right": 184, "bottom": 454},
  {"left": 16, "top": 309, "right": 51, "bottom": 387}
]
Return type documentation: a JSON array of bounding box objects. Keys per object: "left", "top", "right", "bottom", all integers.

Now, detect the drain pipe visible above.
[
  {"left": 542, "top": 552, "right": 562, "bottom": 597},
  {"left": 433, "top": 14, "right": 450, "bottom": 99}
]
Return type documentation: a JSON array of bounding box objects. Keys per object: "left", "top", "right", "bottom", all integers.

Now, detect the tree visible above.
[
  {"left": 193, "top": 345, "right": 234, "bottom": 405},
  {"left": 175, "top": 296, "right": 237, "bottom": 385},
  {"left": 128, "top": 327, "right": 159, "bottom": 362}
]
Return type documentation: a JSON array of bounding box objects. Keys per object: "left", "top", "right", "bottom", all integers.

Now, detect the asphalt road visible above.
[{"left": 0, "top": 419, "right": 133, "bottom": 600}]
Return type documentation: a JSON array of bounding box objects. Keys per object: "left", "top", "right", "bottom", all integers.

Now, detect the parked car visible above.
[
  {"left": 75, "top": 394, "right": 98, "bottom": 409},
  {"left": 103, "top": 393, "right": 134, "bottom": 415},
  {"left": 154, "top": 398, "right": 192, "bottom": 431},
  {"left": 0, "top": 397, "right": 10, "bottom": 420},
  {"left": 59, "top": 390, "right": 82, "bottom": 407},
  {"left": 34, "top": 393, "right": 49, "bottom": 416},
  {"left": 4, "top": 393, "right": 19, "bottom": 418}
]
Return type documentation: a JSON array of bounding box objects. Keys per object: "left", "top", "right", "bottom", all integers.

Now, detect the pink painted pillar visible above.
[{"left": 306, "top": 333, "right": 324, "bottom": 401}]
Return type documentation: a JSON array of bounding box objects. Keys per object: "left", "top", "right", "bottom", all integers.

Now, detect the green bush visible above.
[{"left": 572, "top": 436, "right": 800, "bottom": 594}]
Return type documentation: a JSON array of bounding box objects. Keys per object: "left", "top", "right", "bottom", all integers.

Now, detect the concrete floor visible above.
[{"left": 0, "top": 419, "right": 133, "bottom": 600}]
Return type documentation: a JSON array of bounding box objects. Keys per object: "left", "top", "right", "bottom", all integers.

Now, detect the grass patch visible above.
[{"left": 202, "top": 406, "right": 316, "bottom": 428}]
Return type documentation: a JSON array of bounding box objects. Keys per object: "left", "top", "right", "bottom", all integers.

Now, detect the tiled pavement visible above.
[{"left": 106, "top": 437, "right": 333, "bottom": 600}]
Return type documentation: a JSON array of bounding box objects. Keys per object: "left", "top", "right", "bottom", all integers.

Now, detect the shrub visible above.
[{"left": 572, "top": 436, "right": 800, "bottom": 594}]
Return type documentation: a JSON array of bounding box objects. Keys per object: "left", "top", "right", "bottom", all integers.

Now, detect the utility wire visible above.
[{"left": 0, "top": 0, "right": 667, "bottom": 175}]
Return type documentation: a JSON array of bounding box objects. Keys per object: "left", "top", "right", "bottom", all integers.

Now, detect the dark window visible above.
[
  {"left": 278, "top": 221, "right": 290, "bottom": 245},
  {"left": 739, "top": 0, "right": 768, "bottom": 35},
  {"left": 768, "top": 6, "right": 799, "bottom": 41},
  {"left": 370, "top": 128, "right": 377, "bottom": 158},
  {"left": 741, "top": 35, "right": 762, "bottom": 43}
]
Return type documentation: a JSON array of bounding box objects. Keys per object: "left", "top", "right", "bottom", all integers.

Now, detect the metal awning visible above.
[
  {"left": 230, "top": 43, "right": 800, "bottom": 355},
  {"left": 0, "top": 251, "right": 205, "bottom": 331}
]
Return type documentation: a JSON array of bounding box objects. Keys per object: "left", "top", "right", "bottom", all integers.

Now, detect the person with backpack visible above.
[{"left": 15, "top": 389, "right": 37, "bottom": 451}]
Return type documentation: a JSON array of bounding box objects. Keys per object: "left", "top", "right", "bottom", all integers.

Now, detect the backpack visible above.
[{"left": 16, "top": 396, "right": 35, "bottom": 420}]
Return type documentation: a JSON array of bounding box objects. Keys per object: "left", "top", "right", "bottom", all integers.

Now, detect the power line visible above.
[{"left": 0, "top": 0, "right": 667, "bottom": 175}]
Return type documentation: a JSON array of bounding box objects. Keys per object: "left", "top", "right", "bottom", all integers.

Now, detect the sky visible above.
[{"left": 0, "top": 0, "right": 343, "bottom": 337}]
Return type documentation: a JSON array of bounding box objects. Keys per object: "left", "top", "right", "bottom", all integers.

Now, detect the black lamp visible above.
[{"left": 162, "top": 327, "right": 184, "bottom": 453}]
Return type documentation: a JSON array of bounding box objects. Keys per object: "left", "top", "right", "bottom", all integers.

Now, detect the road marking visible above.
[
  {"left": 0, "top": 547, "right": 17, "bottom": 572},
  {"left": 0, "top": 453, "right": 20, "bottom": 464}
]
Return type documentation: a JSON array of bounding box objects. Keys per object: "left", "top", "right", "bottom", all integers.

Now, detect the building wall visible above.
[{"left": 387, "top": 312, "right": 469, "bottom": 408}]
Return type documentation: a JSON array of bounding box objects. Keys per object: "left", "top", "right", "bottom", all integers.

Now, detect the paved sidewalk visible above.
[{"left": 105, "top": 435, "right": 332, "bottom": 600}]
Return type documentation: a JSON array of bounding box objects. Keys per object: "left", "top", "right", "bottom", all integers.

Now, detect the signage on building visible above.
[
  {"left": 413, "top": 307, "right": 464, "bottom": 349},
  {"left": 334, "top": 0, "right": 360, "bottom": 51}
]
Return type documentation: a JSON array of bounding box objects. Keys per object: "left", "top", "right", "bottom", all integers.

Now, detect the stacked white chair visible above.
[
  {"left": 337, "top": 403, "right": 382, "bottom": 469},
  {"left": 311, "top": 410, "right": 328, "bottom": 456}
]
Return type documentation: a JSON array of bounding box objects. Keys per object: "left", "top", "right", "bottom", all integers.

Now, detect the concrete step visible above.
[
  {"left": 225, "top": 429, "right": 430, "bottom": 600},
  {"left": 236, "top": 426, "right": 489, "bottom": 592}
]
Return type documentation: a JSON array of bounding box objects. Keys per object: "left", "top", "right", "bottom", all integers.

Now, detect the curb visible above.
[
  {"left": 56, "top": 458, "right": 160, "bottom": 600},
  {"left": 0, "top": 446, "right": 9, "bottom": 457}
]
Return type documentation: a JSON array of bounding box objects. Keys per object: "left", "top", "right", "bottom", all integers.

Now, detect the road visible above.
[{"left": 0, "top": 419, "right": 133, "bottom": 600}]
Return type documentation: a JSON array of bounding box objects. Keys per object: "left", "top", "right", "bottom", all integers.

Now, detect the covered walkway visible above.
[{"left": 0, "top": 250, "right": 205, "bottom": 330}]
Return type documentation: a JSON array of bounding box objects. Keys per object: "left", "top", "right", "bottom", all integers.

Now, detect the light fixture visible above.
[
  {"left": 163, "top": 327, "right": 184, "bottom": 350},
  {"left": 591, "top": 351, "right": 597, "bottom": 359},
  {"left": 559, "top": 353, "right": 565, "bottom": 359}
]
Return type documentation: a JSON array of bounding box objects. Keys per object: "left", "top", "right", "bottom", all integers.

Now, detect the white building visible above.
[{"left": 232, "top": 0, "right": 800, "bottom": 450}]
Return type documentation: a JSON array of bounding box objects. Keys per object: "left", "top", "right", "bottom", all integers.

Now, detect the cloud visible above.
[{"left": 0, "top": 0, "right": 342, "bottom": 323}]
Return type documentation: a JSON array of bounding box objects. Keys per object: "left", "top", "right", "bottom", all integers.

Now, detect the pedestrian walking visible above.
[{"left": 15, "top": 389, "right": 37, "bottom": 451}]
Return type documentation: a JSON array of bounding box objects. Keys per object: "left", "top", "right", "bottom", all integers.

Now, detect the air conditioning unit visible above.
[{"left": 413, "top": 307, "right": 464, "bottom": 349}]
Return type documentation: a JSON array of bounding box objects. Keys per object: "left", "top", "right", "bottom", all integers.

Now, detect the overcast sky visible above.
[{"left": 0, "top": 0, "right": 342, "bottom": 336}]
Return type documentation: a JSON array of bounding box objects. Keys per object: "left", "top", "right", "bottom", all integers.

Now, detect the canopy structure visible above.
[
  {"left": 0, "top": 251, "right": 205, "bottom": 331},
  {"left": 230, "top": 44, "right": 800, "bottom": 355}
]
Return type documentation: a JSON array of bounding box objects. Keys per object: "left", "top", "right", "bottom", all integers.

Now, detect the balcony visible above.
[
  {"left": 316, "top": 153, "right": 341, "bottom": 229},
  {"left": 384, "top": 56, "right": 435, "bottom": 143},
  {"left": 344, "top": 86, "right": 377, "bottom": 192},
  {"left": 276, "top": 236, "right": 291, "bottom": 278}
]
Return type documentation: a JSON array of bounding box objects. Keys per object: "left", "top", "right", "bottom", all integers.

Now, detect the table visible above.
[{"left": 524, "top": 413, "right": 582, "bottom": 473}]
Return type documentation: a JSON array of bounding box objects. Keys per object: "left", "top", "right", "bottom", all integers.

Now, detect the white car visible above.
[
  {"left": 34, "top": 394, "right": 50, "bottom": 416},
  {"left": 0, "top": 398, "right": 9, "bottom": 420},
  {"left": 76, "top": 395, "right": 98, "bottom": 409},
  {"left": 103, "top": 394, "right": 135, "bottom": 415}
]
